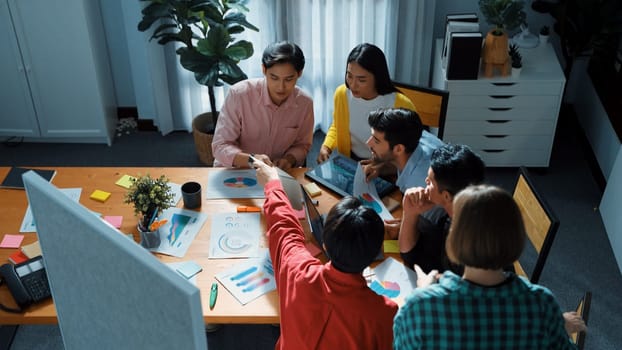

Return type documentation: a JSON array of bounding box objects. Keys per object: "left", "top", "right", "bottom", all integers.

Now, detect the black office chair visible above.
[
  {"left": 512, "top": 166, "right": 560, "bottom": 284},
  {"left": 393, "top": 82, "right": 449, "bottom": 140}
]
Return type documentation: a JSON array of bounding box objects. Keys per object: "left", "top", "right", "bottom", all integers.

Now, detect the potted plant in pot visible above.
[
  {"left": 479, "top": 0, "right": 527, "bottom": 77},
  {"left": 138, "top": 0, "right": 259, "bottom": 165},
  {"left": 509, "top": 43, "right": 523, "bottom": 77},
  {"left": 539, "top": 25, "right": 550, "bottom": 45},
  {"left": 124, "top": 174, "right": 175, "bottom": 248}
]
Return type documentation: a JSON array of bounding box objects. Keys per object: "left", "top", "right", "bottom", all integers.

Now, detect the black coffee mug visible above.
[{"left": 181, "top": 181, "right": 202, "bottom": 209}]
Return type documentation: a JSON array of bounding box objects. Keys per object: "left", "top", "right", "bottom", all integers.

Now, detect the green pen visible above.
[{"left": 209, "top": 282, "right": 218, "bottom": 309}]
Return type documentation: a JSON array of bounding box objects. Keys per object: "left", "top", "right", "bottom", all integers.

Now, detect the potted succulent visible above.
[
  {"left": 138, "top": 0, "right": 259, "bottom": 165},
  {"left": 479, "top": 0, "right": 527, "bottom": 76},
  {"left": 509, "top": 43, "right": 523, "bottom": 77},
  {"left": 539, "top": 25, "right": 550, "bottom": 45},
  {"left": 124, "top": 174, "right": 175, "bottom": 248}
]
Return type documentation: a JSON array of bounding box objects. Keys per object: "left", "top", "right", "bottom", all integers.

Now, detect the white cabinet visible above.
[
  {"left": 432, "top": 39, "right": 566, "bottom": 167},
  {"left": 0, "top": 0, "right": 116, "bottom": 144}
]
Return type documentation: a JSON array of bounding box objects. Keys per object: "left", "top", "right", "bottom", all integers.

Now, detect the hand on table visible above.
[
  {"left": 384, "top": 218, "right": 401, "bottom": 239},
  {"left": 275, "top": 154, "right": 297, "bottom": 171}
]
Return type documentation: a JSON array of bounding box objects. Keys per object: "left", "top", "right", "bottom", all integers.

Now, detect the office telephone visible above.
[{"left": 0, "top": 255, "right": 51, "bottom": 313}]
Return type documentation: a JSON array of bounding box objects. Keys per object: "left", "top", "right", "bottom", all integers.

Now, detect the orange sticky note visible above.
[
  {"left": 90, "top": 190, "right": 111, "bottom": 202},
  {"left": 237, "top": 206, "right": 261, "bottom": 213}
]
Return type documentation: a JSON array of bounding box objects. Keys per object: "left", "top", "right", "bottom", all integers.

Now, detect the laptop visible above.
[
  {"left": 302, "top": 184, "right": 325, "bottom": 250},
  {"left": 305, "top": 153, "right": 396, "bottom": 198},
  {"left": 277, "top": 168, "right": 303, "bottom": 210},
  {"left": 302, "top": 185, "right": 383, "bottom": 261}
]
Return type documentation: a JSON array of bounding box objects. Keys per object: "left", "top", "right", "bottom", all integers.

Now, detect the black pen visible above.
[{"left": 209, "top": 282, "right": 218, "bottom": 309}]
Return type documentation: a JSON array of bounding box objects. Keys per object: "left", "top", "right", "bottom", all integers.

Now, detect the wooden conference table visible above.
[{"left": 0, "top": 166, "right": 402, "bottom": 325}]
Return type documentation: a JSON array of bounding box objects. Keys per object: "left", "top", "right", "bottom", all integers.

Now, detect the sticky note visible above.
[
  {"left": 304, "top": 182, "right": 322, "bottom": 197},
  {"left": 0, "top": 234, "right": 24, "bottom": 248},
  {"left": 104, "top": 215, "right": 123, "bottom": 229},
  {"left": 21, "top": 241, "right": 42, "bottom": 258},
  {"left": 115, "top": 174, "right": 136, "bottom": 189},
  {"left": 176, "top": 261, "right": 203, "bottom": 279},
  {"left": 383, "top": 240, "right": 399, "bottom": 253},
  {"left": 90, "top": 189, "right": 111, "bottom": 202}
]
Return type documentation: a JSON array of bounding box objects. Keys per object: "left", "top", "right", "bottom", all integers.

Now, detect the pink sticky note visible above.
[
  {"left": 103, "top": 216, "right": 123, "bottom": 229},
  {"left": 0, "top": 234, "right": 24, "bottom": 248}
]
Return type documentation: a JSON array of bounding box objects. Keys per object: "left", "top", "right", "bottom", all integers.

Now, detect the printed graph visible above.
[{"left": 167, "top": 213, "right": 191, "bottom": 247}]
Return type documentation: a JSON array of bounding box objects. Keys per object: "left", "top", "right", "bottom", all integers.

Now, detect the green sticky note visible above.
[
  {"left": 115, "top": 174, "right": 136, "bottom": 189},
  {"left": 383, "top": 240, "right": 399, "bottom": 253}
]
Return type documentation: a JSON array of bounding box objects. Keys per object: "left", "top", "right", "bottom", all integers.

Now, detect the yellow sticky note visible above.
[
  {"left": 115, "top": 174, "right": 136, "bottom": 189},
  {"left": 304, "top": 182, "right": 322, "bottom": 197},
  {"left": 90, "top": 189, "right": 111, "bottom": 202},
  {"left": 383, "top": 240, "right": 399, "bottom": 254}
]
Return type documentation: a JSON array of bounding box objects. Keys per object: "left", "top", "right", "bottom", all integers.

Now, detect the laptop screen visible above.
[
  {"left": 302, "top": 185, "right": 325, "bottom": 250},
  {"left": 302, "top": 184, "right": 383, "bottom": 261}
]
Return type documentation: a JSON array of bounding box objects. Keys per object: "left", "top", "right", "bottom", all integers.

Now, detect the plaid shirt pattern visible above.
[{"left": 394, "top": 272, "right": 576, "bottom": 350}]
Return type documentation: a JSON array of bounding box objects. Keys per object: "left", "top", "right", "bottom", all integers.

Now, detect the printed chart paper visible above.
[
  {"left": 150, "top": 208, "right": 207, "bottom": 258},
  {"left": 20, "top": 188, "right": 82, "bottom": 232},
  {"left": 353, "top": 164, "right": 393, "bottom": 220},
  {"left": 205, "top": 169, "right": 264, "bottom": 199},
  {"left": 215, "top": 250, "right": 276, "bottom": 305},
  {"left": 209, "top": 212, "right": 261, "bottom": 258},
  {"left": 369, "top": 257, "right": 417, "bottom": 301}
]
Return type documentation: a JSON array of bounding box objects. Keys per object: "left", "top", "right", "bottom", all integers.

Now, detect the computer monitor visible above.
[{"left": 23, "top": 171, "right": 207, "bottom": 350}]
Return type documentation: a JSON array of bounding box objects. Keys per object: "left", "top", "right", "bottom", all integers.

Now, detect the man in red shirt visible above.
[{"left": 253, "top": 159, "right": 397, "bottom": 349}]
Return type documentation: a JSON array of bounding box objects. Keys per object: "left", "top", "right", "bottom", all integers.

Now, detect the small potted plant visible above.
[
  {"left": 509, "top": 43, "right": 523, "bottom": 77},
  {"left": 124, "top": 174, "right": 175, "bottom": 247},
  {"left": 479, "top": 0, "right": 527, "bottom": 76},
  {"left": 539, "top": 25, "right": 550, "bottom": 45}
]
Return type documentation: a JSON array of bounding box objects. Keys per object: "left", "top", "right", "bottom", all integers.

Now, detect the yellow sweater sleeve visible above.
[{"left": 322, "top": 84, "right": 349, "bottom": 154}]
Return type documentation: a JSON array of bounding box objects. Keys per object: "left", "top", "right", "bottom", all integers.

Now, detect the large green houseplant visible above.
[{"left": 138, "top": 0, "right": 258, "bottom": 159}]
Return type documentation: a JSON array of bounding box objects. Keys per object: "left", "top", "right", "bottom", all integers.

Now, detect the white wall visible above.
[{"left": 99, "top": 0, "right": 135, "bottom": 107}]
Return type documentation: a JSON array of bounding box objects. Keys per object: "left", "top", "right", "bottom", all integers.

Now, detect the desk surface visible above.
[{"left": 0, "top": 166, "right": 401, "bottom": 325}]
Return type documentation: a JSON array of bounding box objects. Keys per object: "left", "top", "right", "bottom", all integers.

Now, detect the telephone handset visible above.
[{"left": 0, "top": 255, "right": 51, "bottom": 313}]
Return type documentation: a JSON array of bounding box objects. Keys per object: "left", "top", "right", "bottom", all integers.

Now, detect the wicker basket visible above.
[{"left": 192, "top": 113, "right": 215, "bottom": 166}]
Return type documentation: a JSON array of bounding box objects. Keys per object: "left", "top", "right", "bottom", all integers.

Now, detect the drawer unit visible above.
[{"left": 432, "top": 39, "right": 566, "bottom": 167}]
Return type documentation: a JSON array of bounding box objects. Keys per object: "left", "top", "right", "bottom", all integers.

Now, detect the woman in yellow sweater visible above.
[{"left": 317, "top": 43, "right": 415, "bottom": 163}]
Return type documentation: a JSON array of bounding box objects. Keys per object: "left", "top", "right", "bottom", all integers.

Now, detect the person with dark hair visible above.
[
  {"left": 213, "top": 41, "right": 313, "bottom": 170},
  {"left": 398, "top": 143, "right": 485, "bottom": 273},
  {"left": 364, "top": 108, "right": 444, "bottom": 192},
  {"left": 394, "top": 185, "right": 583, "bottom": 349},
  {"left": 252, "top": 158, "right": 397, "bottom": 349},
  {"left": 317, "top": 43, "right": 415, "bottom": 163}
]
